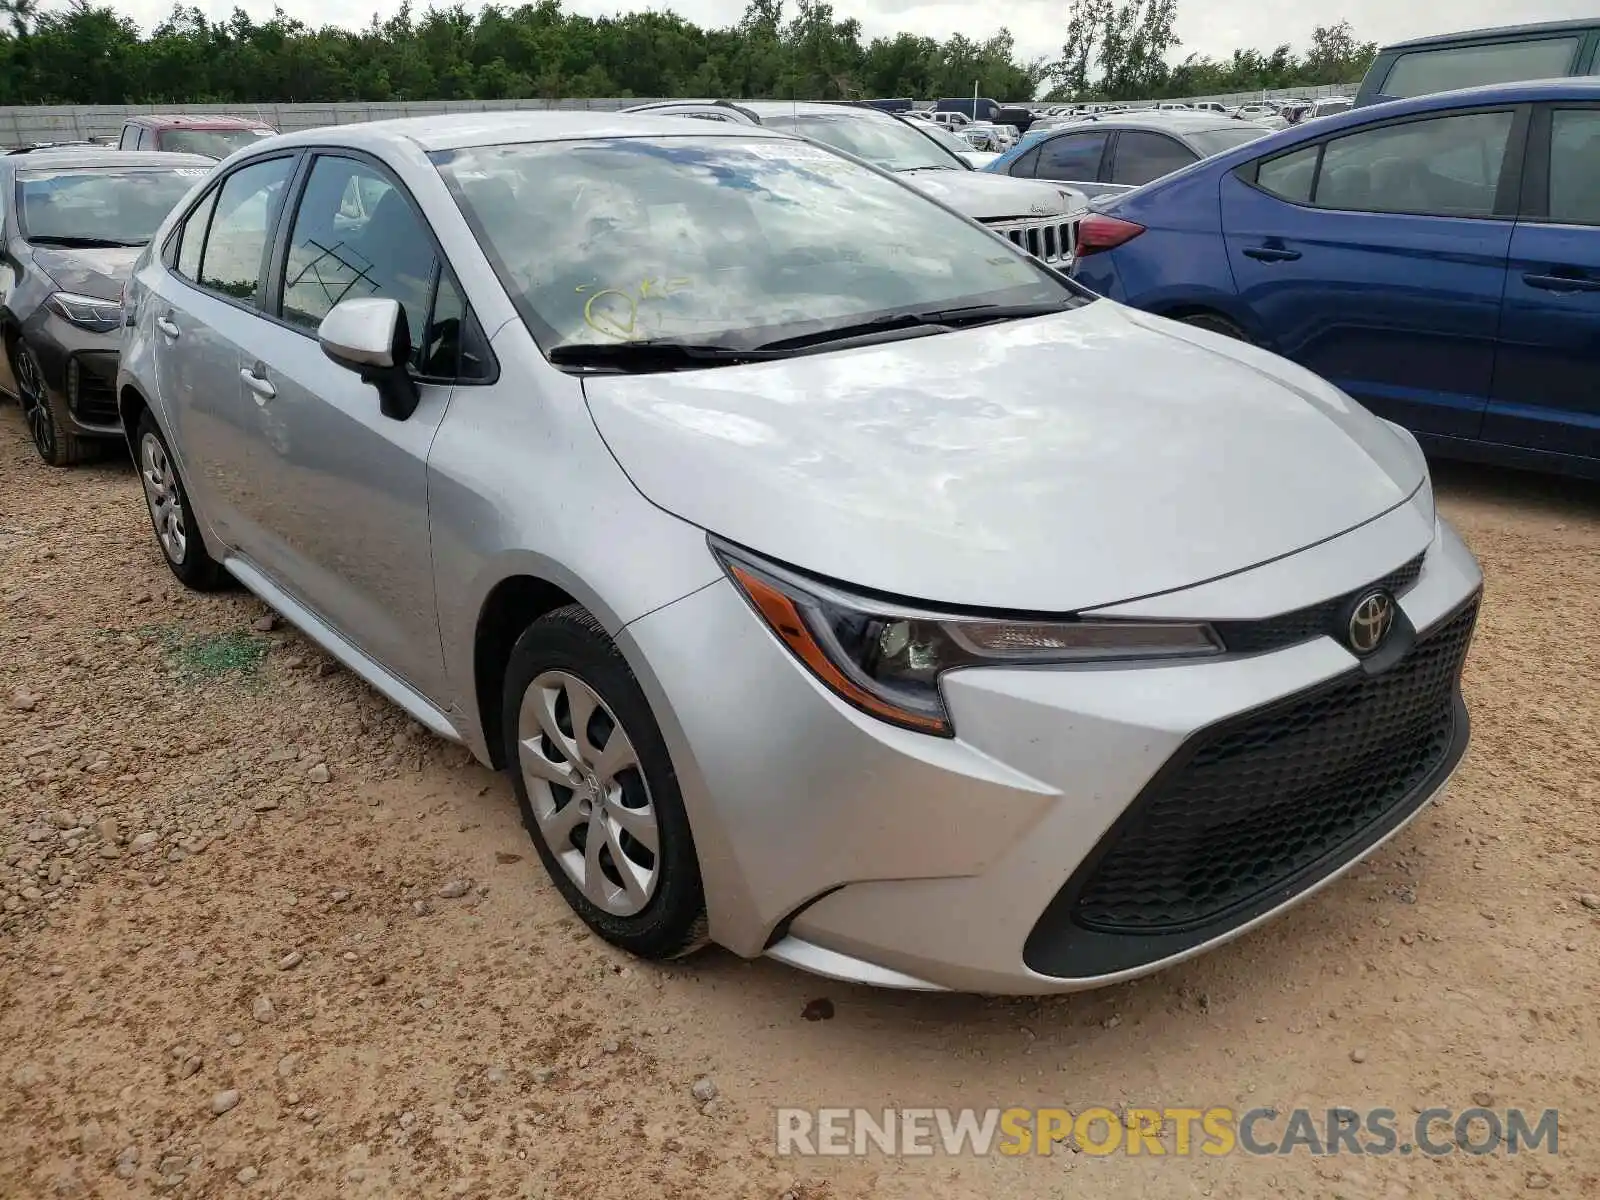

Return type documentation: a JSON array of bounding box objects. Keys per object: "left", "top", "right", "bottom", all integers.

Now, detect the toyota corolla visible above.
[{"left": 117, "top": 113, "right": 1482, "bottom": 993}]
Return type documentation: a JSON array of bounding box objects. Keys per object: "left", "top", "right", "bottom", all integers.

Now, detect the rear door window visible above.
[
  {"left": 1033, "top": 132, "right": 1108, "bottom": 182},
  {"left": 196, "top": 156, "right": 295, "bottom": 304},
  {"left": 1109, "top": 132, "right": 1199, "bottom": 186},
  {"left": 1312, "top": 111, "right": 1514, "bottom": 217},
  {"left": 1381, "top": 38, "right": 1581, "bottom": 99}
]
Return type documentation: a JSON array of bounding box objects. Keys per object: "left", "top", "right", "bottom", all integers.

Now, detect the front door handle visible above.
[
  {"left": 156, "top": 316, "right": 180, "bottom": 339},
  {"left": 1523, "top": 271, "right": 1600, "bottom": 293},
  {"left": 240, "top": 366, "right": 276, "bottom": 403},
  {"left": 1243, "top": 245, "right": 1302, "bottom": 263}
]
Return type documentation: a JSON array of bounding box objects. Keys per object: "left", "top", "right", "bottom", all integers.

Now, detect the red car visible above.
[{"left": 116, "top": 114, "right": 276, "bottom": 160}]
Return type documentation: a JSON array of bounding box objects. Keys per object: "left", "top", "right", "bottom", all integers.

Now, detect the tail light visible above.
[{"left": 1076, "top": 213, "right": 1146, "bottom": 257}]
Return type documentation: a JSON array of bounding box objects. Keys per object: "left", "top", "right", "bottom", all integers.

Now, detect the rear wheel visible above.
[
  {"left": 1177, "top": 312, "right": 1250, "bottom": 342},
  {"left": 502, "top": 604, "right": 707, "bottom": 960},
  {"left": 12, "top": 338, "right": 93, "bottom": 467},
  {"left": 135, "top": 410, "right": 229, "bottom": 591}
]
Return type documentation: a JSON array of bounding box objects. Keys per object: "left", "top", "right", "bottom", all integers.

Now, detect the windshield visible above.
[
  {"left": 919, "top": 122, "right": 977, "bottom": 160},
  {"left": 17, "top": 165, "right": 207, "bottom": 244},
  {"left": 436, "top": 135, "right": 1078, "bottom": 354},
  {"left": 759, "top": 113, "right": 966, "bottom": 171},
  {"left": 1188, "top": 126, "right": 1273, "bottom": 155},
  {"left": 159, "top": 128, "right": 272, "bottom": 159}
]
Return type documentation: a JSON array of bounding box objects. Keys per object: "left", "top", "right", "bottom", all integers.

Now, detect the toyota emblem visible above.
[{"left": 1346, "top": 590, "right": 1396, "bottom": 655}]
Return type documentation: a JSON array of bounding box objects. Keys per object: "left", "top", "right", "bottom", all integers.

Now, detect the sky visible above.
[{"left": 92, "top": 0, "right": 1594, "bottom": 68}]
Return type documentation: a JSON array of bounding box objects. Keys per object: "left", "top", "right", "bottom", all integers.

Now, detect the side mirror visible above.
[{"left": 318, "top": 297, "right": 420, "bottom": 421}]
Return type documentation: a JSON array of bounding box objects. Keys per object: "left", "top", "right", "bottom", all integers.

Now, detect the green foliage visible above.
[
  {"left": 0, "top": 0, "right": 1044, "bottom": 104},
  {"left": 1049, "top": 15, "right": 1376, "bottom": 101}
]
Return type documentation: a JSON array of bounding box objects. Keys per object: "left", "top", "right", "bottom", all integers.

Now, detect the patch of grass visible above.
[{"left": 170, "top": 630, "right": 271, "bottom": 681}]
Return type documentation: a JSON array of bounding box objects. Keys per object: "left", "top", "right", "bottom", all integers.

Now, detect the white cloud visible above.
[{"left": 95, "top": 0, "right": 1596, "bottom": 76}]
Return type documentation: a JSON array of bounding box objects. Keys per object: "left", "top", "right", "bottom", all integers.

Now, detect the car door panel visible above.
[
  {"left": 1221, "top": 109, "right": 1521, "bottom": 439},
  {"left": 1484, "top": 105, "right": 1600, "bottom": 460}
]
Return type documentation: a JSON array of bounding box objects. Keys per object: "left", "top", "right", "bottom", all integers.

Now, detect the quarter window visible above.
[
  {"left": 197, "top": 156, "right": 294, "bottom": 303},
  {"left": 1110, "top": 131, "right": 1197, "bottom": 186},
  {"left": 175, "top": 186, "right": 219, "bottom": 281},
  {"left": 1381, "top": 38, "right": 1580, "bottom": 99},
  {"left": 1254, "top": 145, "right": 1319, "bottom": 204},
  {"left": 1547, "top": 109, "right": 1600, "bottom": 225},
  {"left": 279, "top": 155, "right": 434, "bottom": 349},
  {"left": 1313, "top": 111, "right": 1513, "bottom": 217},
  {"left": 1034, "top": 132, "right": 1108, "bottom": 182}
]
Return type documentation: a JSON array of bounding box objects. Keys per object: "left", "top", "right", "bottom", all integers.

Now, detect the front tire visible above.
[
  {"left": 135, "top": 410, "right": 229, "bottom": 591},
  {"left": 12, "top": 338, "right": 94, "bottom": 467},
  {"left": 502, "top": 604, "right": 707, "bottom": 960}
]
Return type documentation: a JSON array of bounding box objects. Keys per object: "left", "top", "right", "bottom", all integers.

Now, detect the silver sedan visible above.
[{"left": 119, "top": 113, "right": 1482, "bottom": 993}]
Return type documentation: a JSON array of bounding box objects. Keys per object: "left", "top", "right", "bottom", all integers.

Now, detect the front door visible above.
[
  {"left": 223, "top": 151, "right": 457, "bottom": 697},
  {"left": 1221, "top": 107, "right": 1521, "bottom": 439},
  {"left": 1484, "top": 104, "right": 1600, "bottom": 462}
]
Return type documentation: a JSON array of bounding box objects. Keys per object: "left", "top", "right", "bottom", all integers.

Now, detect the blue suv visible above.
[{"left": 1074, "top": 80, "right": 1600, "bottom": 479}]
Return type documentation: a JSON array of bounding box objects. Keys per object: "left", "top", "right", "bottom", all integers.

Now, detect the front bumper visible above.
[
  {"left": 24, "top": 309, "right": 122, "bottom": 436},
  {"left": 621, "top": 503, "right": 1482, "bottom": 994}
]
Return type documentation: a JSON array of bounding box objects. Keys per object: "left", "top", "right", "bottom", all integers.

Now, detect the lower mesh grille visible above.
[
  {"left": 1069, "top": 596, "right": 1478, "bottom": 934},
  {"left": 69, "top": 353, "right": 119, "bottom": 426}
]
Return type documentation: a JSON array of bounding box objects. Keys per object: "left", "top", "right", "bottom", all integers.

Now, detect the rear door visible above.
[
  {"left": 1483, "top": 103, "right": 1600, "bottom": 462},
  {"left": 146, "top": 152, "right": 299, "bottom": 551},
  {"left": 1221, "top": 106, "right": 1525, "bottom": 438}
]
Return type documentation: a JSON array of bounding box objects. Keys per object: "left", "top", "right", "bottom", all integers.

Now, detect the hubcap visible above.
[
  {"left": 139, "top": 433, "right": 187, "bottom": 563},
  {"left": 517, "top": 670, "right": 659, "bottom": 917},
  {"left": 15, "top": 345, "right": 53, "bottom": 458}
]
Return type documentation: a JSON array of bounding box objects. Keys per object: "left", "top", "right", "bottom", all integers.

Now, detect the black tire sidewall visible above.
[{"left": 501, "top": 606, "right": 706, "bottom": 959}]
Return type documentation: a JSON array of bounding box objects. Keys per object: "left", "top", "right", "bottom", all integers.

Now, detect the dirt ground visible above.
[{"left": 2, "top": 401, "right": 1598, "bottom": 1200}]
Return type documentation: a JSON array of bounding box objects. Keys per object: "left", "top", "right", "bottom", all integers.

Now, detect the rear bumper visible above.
[{"left": 622, "top": 507, "right": 1482, "bottom": 994}]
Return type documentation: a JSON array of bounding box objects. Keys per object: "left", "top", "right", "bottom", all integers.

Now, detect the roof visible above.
[
  {"left": 3, "top": 149, "right": 216, "bottom": 172},
  {"left": 1040, "top": 112, "right": 1247, "bottom": 135},
  {"left": 267, "top": 110, "right": 794, "bottom": 154},
  {"left": 1382, "top": 17, "right": 1595, "bottom": 52},
  {"left": 1309, "top": 76, "right": 1600, "bottom": 130},
  {"left": 125, "top": 114, "right": 275, "bottom": 130}
]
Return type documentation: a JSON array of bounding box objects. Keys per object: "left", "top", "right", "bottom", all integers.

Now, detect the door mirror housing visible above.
[{"left": 318, "top": 297, "right": 420, "bottom": 421}]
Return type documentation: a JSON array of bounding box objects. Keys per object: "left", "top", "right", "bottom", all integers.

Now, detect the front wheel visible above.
[
  {"left": 12, "top": 338, "right": 94, "bottom": 467},
  {"left": 503, "top": 604, "right": 707, "bottom": 960},
  {"left": 135, "top": 410, "right": 229, "bottom": 591}
]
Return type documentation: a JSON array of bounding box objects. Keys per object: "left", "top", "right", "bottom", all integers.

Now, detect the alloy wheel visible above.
[
  {"left": 139, "top": 432, "right": 187, "bottom": 564},
  {"left": 14, "top": 344, "right": 54, "bottom": 460},
  {"left": 517, "top": 669, "right": 659, "bottom": 917}
]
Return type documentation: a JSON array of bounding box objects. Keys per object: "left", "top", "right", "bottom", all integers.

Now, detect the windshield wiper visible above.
[
  {"left": 548, "top": 339, "right": 790, "bottom": 373},
  {"left": 754, "top": 302, "right": 1071, "bottom": 353},
  {"left": 29, "top": 235, "right": 146, "bottom": 248}
]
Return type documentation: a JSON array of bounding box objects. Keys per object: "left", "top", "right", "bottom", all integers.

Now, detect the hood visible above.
[
  {"left": 900, "top": 169, "right": 1088, "bottom": 220},
  {"left": 582, "top": 301, "right": 1425, "bottom": 613},
  {"left": 31, "top": 245, "right": 140, "bottom": 301}
]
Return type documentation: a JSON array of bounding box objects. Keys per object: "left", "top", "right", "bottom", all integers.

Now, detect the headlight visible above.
[
  {"left": 714, "top": 540, "right": 1222, "bottom": 737},
  {"left": 46, "top": 291, "right": 123, "bottom": 333}
]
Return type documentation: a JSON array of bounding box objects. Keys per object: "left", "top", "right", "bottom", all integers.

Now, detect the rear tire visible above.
[
  {"left": 502, "top": 604, "right": 708, "bottom": 960},
  {"left": 12, "top": 337, "right": 95, "bottom": 467},
  {"left": 1177, "top": 312, "right": 1250, "bottom": 342},
  {"left": 135, "top": 410, "right": 229, "bottom": 591}
]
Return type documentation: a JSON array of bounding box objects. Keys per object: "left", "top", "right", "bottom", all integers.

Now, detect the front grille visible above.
[
  {"left": 1213, "top": 553, "right": 1425, "bottom": 654},
  {"left": 1068, "top": 596, "right": 1478, "bottom": 934},
  {"left": 68, "top": 353, "right": 119, "bottom": 426},
  {"left": 983, "top": 216, "right": 1078, "bottom": 266}
]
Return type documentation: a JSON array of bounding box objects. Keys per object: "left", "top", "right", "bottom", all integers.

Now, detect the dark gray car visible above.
[
  {"left": 993, "top": 113, "right": 1272, "bottom": 199},
  {"left": 0, "top": 149, "right": 212, "bottom": 464}
]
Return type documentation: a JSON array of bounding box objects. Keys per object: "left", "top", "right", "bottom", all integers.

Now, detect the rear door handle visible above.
[
  {"left": 156, "top": 316, "right": 180, "bottom": 339},
  {"left": 240, "top": 366, "right": 276, "bottom": 402},
  {"left": 1523, "top": 271, "right": 1600, "bottom": 293},
  {"left": 1243, "top": 246, "right": 1301, "bottom": 263}
]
